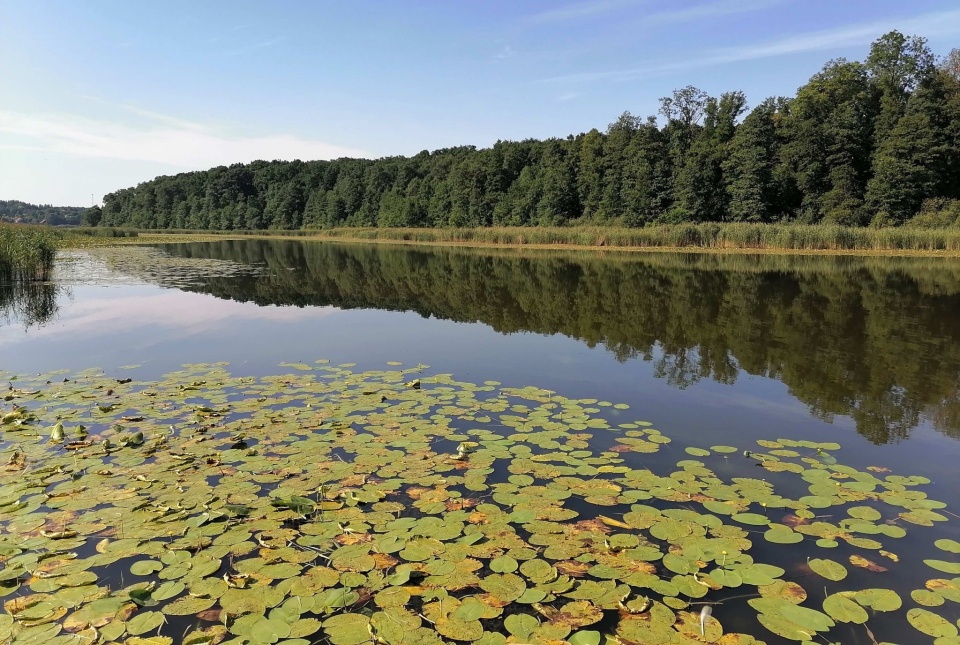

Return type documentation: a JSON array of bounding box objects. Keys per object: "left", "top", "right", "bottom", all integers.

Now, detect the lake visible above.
[{"left": 2, "top": 239, "right": 960, "bottom": 644}]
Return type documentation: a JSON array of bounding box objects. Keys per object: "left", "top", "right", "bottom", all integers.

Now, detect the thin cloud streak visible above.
[
  {"left": 0, "top": 109, "right": 370, "bottom": 168},
  {"left": 225, "top": 36, "right": 286, "bottom": 57},
  {"left": 640, "top": 0, "right": 784, "bottom": 26},
  {"left": 525, "top": 0, "right": 648, "bottom": 25},
  {"left": 541, "top": 8, "right": 960, "bottom": 84},
  {"left": 526, "top": 0, "right": 778, "bottom": 27}
]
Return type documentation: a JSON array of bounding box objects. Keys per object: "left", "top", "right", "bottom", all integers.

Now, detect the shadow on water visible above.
[{"left": 145, "top": 239, "right": 960, "bottom": 446}]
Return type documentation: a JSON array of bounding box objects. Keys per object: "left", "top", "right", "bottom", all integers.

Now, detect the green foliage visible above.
[
  {"left": 0, "top": 200, "right": 85, "bottom": 226},
  {"left": 94, "top": 31, "right": 960, "bottom": 231},
  {"left": 904, "top": 198, "right": 960, "bottom": 228},
  {"left": 866, "top": 71, "right": 960, "bottom": 223},
  {"left": 81, "top": 205, "right": 102, "bottom": 227}
]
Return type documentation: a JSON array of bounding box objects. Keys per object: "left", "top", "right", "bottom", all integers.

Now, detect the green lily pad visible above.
[
  {"left": 130, "top": 561, "right": 163, "bottom": 576},
  {"left": 567, "top": 630, "right": 601, "bottom": 645},
  {"left": 479, "top": 573, "right": 526, "bottom": 602},
  {"left": 925, "top": 560, "right": 960, "bottom": 574},
  {"left": 906, "top": 607, "right": 958, "bottom": 638},
  {"left": 126, "top": 611, "right": 166, "bottom": 635},
  {"left": 822, "top": 593, "right": 868, "bottom": 624},
  {"left": 323, "top": 613, "right": 372, "bottom": 645},
  {"left": 779, "top": 603, "right": 835, "bottom": 633},
  {"left": 808, "top": 558, "right": 847, "bottom": 582},
  {"left": 504, "top": 613, "right": 539, "bottom": 640}
]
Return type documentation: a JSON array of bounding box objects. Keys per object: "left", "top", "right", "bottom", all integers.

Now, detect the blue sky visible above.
[{"left": 2, "top": 0, "right": 960, "bottom": 206}]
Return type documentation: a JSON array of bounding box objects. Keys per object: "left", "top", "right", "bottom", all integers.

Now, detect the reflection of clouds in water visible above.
[{"left": 0, "top": 289, "right": 334, "bottom": 347}]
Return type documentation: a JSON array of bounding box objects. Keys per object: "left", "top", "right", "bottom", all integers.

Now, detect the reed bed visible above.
[
  {"left": 69, "top": 227, "right": 140, "bottom": 238},
  {"left": 0, "top": 224, "right": 60, "bottom": 281},
  {"left": 307, "top": 223, "right": 960, "bottom": 252},
  {"left": 62, "top": 222, "right": 960, "bottom": 253}
]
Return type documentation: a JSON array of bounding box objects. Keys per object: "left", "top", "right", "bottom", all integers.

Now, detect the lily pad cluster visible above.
[{"left": 0, "top": 362, "right": 957, "bottom": 644}]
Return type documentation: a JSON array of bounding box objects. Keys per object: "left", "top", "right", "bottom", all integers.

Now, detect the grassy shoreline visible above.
[{"left": 61, "top": 223, "right": 960, "bottom": 257}]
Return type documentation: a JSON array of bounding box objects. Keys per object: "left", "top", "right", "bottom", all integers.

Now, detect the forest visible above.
[
  {"left": 0, "top": 200, "right": 85, "bottom": 226},
  {"left": 95, "top": 32, "right": 960, "bottom": 231}
]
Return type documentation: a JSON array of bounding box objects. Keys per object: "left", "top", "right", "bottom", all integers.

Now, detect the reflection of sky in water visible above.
[
  {"left": 5, "top": 252, "right": 960, "bottom": 528},
  {"left": 2, "top": 286, "right": 325, "bottom": 347}
]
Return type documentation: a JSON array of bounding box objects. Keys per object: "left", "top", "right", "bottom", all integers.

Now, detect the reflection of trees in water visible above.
[
  {"left": 156, "top": 240, "right": 960, "bottom": 445},
  {"left": 0, "top": 280, "right": 62, "bottom": 328}
]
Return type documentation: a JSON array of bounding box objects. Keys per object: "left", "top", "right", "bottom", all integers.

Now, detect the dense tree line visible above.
[
  {"left": 152, "top": 239, "right": 960, "bottom": 445},
  {"left": 0, "top": 200, "right": 85, "bottom": 226},
  {"left": 99, "top": 33, "right": 960, "bottom": 230}
]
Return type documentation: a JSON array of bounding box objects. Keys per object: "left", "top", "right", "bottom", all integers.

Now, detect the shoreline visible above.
[{"left": 70, "top": 230, "right": 960, "bottom": 259}]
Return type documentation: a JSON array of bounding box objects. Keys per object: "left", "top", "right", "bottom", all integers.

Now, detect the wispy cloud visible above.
[
  {"left": 525, "top": 0, "right": 648, "bottom": 25},
  {"left": 495, "top": 45, "right": 516, "bottom": 60},
  {"left": 640, "top": 0, "right": 784, "bottom": 27},
  {"left": 541, "top": 8, "right": 960, "bottom": 84},
  {"left": 225, "top": 36, "right": 286, "bottom": 57},
  {"left": 118, "top": 105, "right": 207, "bottom": 132},
  {"left": 525, "top": 0, "right": 777, "bottom": 26},
  {"left": 557, "top": 92, "right": 581, "bottom": 102},
  {"left": 0, "top": 108, "right": 370, "bottom": 168},
  {"left": 711, "top": 8, "right": 960, "bottom": 61}
]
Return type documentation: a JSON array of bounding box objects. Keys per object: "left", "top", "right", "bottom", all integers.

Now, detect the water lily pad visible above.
[
  {"left": 732, "top": 513, "right": 771, "bottom": 527},
  {"left": 567, "top": 629, "right": 601, "bottom": 645},
  {"left": 808, "top": 558, "right": 847, "bottom": 582},
  {"left": 323, "top": 612, "right": 371, "bottom": 645},
  {"left": 822, "top": 593, "right": 867, "bottom": 624},
  {"left": 479, "top": 573, "right": 526, "bottom": 602},
  {"left": 759, "top": 580, "right": 807, "bottom": 604},
  {"left": 162, "top": 595, "right": 215, "bottom": 616},
  {"left": 853, "top": 588, "right": 901, "bottom": 612},
  {"left": 504, "top": 613, "right": 539, "bottom": 640},
  {"left": 489, "top": 556, "right": 518, "bottom": 574},
  {"left": 126, "top": 610, "right": 166, "bottom": 635},
  {"left": 130, "top": 561, "right": 163, "bottom": 576},
  {"left": 925, "top": 559, "right": 960, "bottom": 574},
  {"left": 906, "top": 607, "right": 958, "bottom": 638},
  {"left": 779, "top": 603, "right": 835, "bottom": 633},
  {"left": 764, "top": 526, "right": 803, "bottom": 544},
  {"left": 912, "top": 589, "right": 945, "bottom": 606},
  {"left": 250, "top": 617, "right": 292, "bottom": 643}
]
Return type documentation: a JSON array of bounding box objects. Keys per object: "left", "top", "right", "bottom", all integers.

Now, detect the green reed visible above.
[
  {"left": 0, "top": 224, "right": 60, "bottom": 282},
  {"left": 303, "top": 223, "right": 960, "bottom": 252}
]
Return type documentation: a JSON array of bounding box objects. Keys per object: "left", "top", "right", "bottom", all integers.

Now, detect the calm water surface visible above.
[{"left": 4, "top": 239, "right": 960, "bottom": 643}]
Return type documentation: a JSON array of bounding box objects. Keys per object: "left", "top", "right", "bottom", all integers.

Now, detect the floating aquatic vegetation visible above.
[
  {"left": 54, "top": 247, "right": 263, "bottom": 288},
  {"left": 0, "top": 361, "right": 956, "bottom": 644}
]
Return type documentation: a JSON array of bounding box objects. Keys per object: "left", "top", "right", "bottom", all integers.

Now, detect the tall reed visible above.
[
  {"left": 302, "top": 223, "right": 960, "bottom": 252},
  {"left": 0, "top": 224, "right": 59, "bottom": 281},
  {"left": 88, "top": 222, "right": 960, "bottom": 253}
]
